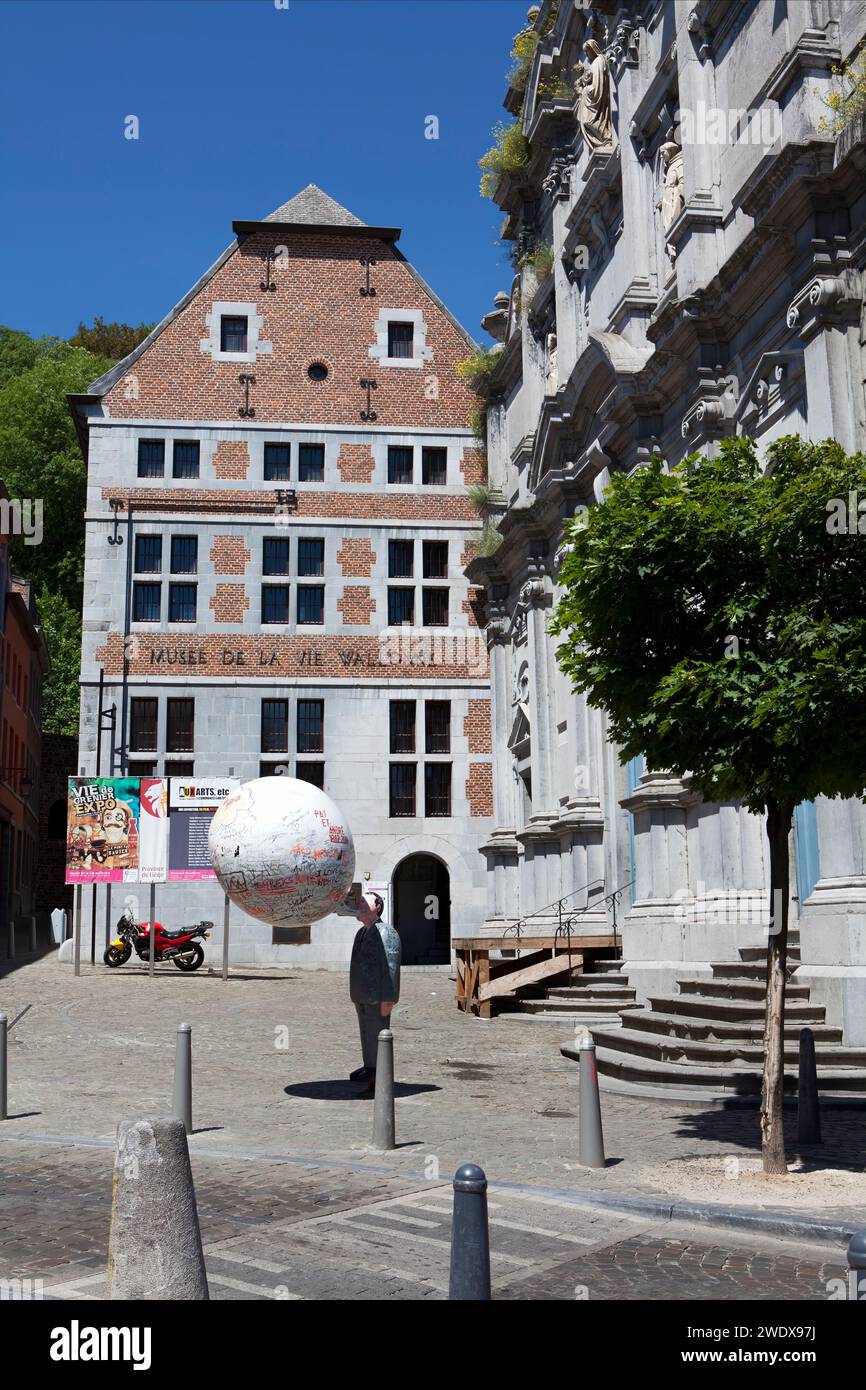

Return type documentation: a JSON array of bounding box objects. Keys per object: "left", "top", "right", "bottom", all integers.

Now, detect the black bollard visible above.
[
  {"left": 172, "top": 1024, "right": 193, "bottom": 1136},
  {"left": 579, "top": 1034, "right": 606, "bottom": 1168},
  {"left": 848, "top": 1227, "right": 866, "bottom": 1302},
  {"left": 0, "top": 1012, "right": 6, "bottom": 1121},
  {"left": 371, "top": 1029, "right": 395, "bottom": 1151},
  {"left": 797, "top": 1026, "right": 821, "bottom": 1145},
  {"left": 449, "top": 1163, "right": 491, "bottom": 1301}
]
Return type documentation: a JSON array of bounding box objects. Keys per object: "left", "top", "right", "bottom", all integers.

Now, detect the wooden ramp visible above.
[{"left": 453, "top": 935, "right": 615, "bottom": 1019}]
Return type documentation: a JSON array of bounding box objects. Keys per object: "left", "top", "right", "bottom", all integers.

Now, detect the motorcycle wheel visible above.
[
  {"left": 174, "top": 943, "right": 204, "bottom": 972},
  {"left": 103, "top": 944, "right": 131, "bottom": 967}
]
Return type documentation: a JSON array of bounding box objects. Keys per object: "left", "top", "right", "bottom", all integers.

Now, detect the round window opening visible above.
[{"left": 308, "top": 362, "right": 329, "bottom": 382}]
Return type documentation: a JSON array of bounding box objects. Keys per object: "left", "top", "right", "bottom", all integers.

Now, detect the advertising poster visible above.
[
  {"left": 168, "top": 778, "right": 239, "bottom": 881},
  {"left": 66, "top": 778, "right": 140, "bottom": 883},
  {"left": 138, "top": 778, "right": 169, "bottom": 883}
]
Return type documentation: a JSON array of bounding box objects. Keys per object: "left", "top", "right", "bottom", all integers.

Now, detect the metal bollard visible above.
[
  {"left": 449, "top": 1163, "right": 491, "bottom": 1300},
  {"left": 848, "top": 1228, "right": 866, "bottom": 1301},
  {"left": 173, "top": 1023, "right": 193, "bottom": 1135},
  {"left": 371, "top": 1028, "right": 395, "bottom": 1151},
  {"left": 0, "top": 1013, "right": 7, "bottom": 1121},
  {"left": 579, "top": 1033, "right": 606, "bottom": 1168},
  {"left": 797, "top": 1026, "right": 821, "bottom": 1145}
]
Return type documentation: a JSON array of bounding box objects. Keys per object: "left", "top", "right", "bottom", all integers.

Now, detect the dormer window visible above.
[{"left": 220, "top": 315, "right": 248, "bottom": 353}]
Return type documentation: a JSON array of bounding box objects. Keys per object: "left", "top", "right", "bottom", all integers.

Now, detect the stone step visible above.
[
  {"left": 588, "top": 1025, "right": 866, "bottom": 1070},
  {"left": 583, "top": 961, "right": 624, "bottom": 974},
  {"left": 582, "top": 1046, "right": 866, "bottom": 1097},
  {"left": 712, "top": 961, "right": 799, "bottom": 981},
  {"left": 500, "top": 1011, "right": 627, "bottom": 1026},
  {"left": 560, "top": 973, "right": 630, "bottom": 988},
  {"left": 676, "top": 978, "right": 811, "bottom": 1001},
  {"left": 648, "top": 993, "right": 825, "bottom": 1024},
  {"left": 626, "top": 1009, "right": 844, "bottom": 1045},
  {"left": 546, "top": 984, "right": 636, "bottom": 999},
  {"left": 740, "top": 944, "right": 801, "bottom": 964},
  {"left": 518, "top": 997, "right": 643, "bottom": 1015}
]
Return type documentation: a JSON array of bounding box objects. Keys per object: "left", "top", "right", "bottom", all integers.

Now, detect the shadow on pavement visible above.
[{"left": 284, "top": 1080, "right": 440, "bottom": 1102}]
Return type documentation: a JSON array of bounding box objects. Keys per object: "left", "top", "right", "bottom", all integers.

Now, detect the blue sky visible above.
[{"left": 0, "top": 0, "right": 528, "bottom": 346}]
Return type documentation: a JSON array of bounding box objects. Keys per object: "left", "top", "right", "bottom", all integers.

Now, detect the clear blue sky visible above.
[{"left": 0, "top": 0, "right": 528, "bottom": 347}]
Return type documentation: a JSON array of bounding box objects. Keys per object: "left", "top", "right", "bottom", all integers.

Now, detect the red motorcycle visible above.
[{"left": 103, "top": 900, "right": 213, "bottom": 971}]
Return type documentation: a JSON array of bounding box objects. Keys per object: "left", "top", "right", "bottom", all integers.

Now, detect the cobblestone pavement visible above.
[{"left": 0, "top": 953, "right": 861, "bottom": 1300}]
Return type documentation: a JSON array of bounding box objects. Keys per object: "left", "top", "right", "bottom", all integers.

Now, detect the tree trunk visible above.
[{"left": 760, "top": 799, "right": 794, "bottom": 1175}]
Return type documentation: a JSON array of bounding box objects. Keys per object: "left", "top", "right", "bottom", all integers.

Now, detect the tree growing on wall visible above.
[{"left": 550, "top": 436, "right": 866, "bottom": 1173}]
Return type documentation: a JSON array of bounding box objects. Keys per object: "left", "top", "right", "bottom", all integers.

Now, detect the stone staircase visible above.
[
  {"left": 560, "top": 930, "right": 866, "bottom": 1100},
  {"left": 503, "top": 957, "right": 641, "bottom": 1025}
]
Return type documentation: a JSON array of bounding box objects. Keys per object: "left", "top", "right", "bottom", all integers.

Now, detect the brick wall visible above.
[
  {"left": 466, "top": 762, "right": 493, "bottom": 816},
  {"left": 336, "top": 537, "right": 376, "bottom": 577},
  {"left": 338, "top": 444, "right": 375, "bottom": 483},
  {"left": 213, "top": 440, "right": 249, "bottom": 480},
  {"left": 210, "top": 584, "right": 250, "bottom": 623},
  {"left": 337, "top": 586, "right": 376, "bottom": 626},
  {"left": 102, "top": 230, "right": 478, "bottom": 430},
  {"left": 97, "top": 631, "right": 489, "bottom": 680},
  {"left": 211, "top": 536, "right": 251, "bottom": 575},
  {"left": 104, "top": 487, "right": 477, "bottom": 522},
  {"left": 459, "top": 448, "right": 488, "bottom": 485},
  {"left": 464, "top": 699, "right": 492, "bottom": 753}
]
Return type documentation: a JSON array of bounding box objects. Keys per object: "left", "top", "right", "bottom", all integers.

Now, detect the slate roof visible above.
[{"left": 264, "top": 184, "right": 366, "bottom": 227}]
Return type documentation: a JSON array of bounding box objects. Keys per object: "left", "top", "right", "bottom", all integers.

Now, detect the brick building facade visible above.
[{"left": 69, "top": 185, "right": 493, "bottom": 964}]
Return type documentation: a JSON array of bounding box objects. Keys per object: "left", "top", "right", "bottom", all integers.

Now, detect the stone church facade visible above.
[
  {"left": 467, "top": 1, "right": 866, "bottom": 1044},
  {"left": 69, "top": 185, "right": 492, "bottom": 965}
]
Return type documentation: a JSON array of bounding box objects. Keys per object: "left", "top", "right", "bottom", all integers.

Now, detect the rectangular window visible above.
[
  {"left": 297, "top": 585, "right": 324, "bottom": 625},
  {"left": 167, "top": 698, "right": 194, "bottom": 753},
  {"left": 130, "top": 698, "right": 158, "bottom": 752},
  {"left": 170, "top": 536, "right": 198, "bottom": 574},
  {"left": 135, "top": 535, "right": 162, "bottom": 573},
  {"left": 165, "top": 760, "right": 194, "bottom": 778},
  {"left": 259, "top": 761, "right": 290, "bottom": 778},
  {"left": 169, "top": 583, "right": 197, "bottom": 623},
  {"left": 263, "top": 537, "right": 290, "bottom": 576},
  {"left": 220, "top": 315, "right": 248, "bottom": 353},
  {"left": 388, "top": 587, "right": 414, "bottom": 626},
  {"left": 423, "top": 540, "right": 448, "bottom": 578},
  {"left": 264, "top": 443, "right": 290, "bottom": 481},
  {"left": 422, "top": 587, "right": 449, "bottom": 626},
  {"left": 389, "top": 763, "right": 416, "bottom": 817},
  {"left": 298, "top": 443, "right": 325, "bottom": 482},
  {"left": 262, "top": 585, "right": 290, "bottom": 624},
  {"left": 388, "top": 540, "right": 414, "bottom": 578},
  {"left": 387, "top": 446, "right": 413, "bottom": 484},
  {"left": 261, "top": 699, "right": 289, "bottom": 753},
  {"left": 425, "top": 762, "right": 452, "bottom": 816},
  {"left": 297, "top": 699, "right": 324, "bottom": 753},
  {"left": 296, "top": 762, "right": 325, "bottom": 789},
  {"left": 133, "top": 582, "right": 161, "bottom": 622},
  {"left": 421, "top": 447, "right": 447, "bottom": 486},
  {"left": 172, "top": 440, "right": 200, "bottom": 479},
  {"left": 128, "top": 761, "right": 157, "bottom": 778},
  {"left": 388, "top": 321, "right": 414, "bottom": 358},
  {"left": 298, "top": 538, "right": 325, "bottom": 576},
  {"left": 137, "top": 440, "right": 165, "bottom": 478},
  {"left": 425, "top": 700, "right": 451, "bottom": 754},
  {"left": 390, "top": 700, "right": 415, "bottom": 754}
]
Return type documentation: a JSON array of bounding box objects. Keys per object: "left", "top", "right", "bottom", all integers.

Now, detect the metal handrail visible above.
[{"left": 504, "top": 878, "right": 635, "bottom": 976}]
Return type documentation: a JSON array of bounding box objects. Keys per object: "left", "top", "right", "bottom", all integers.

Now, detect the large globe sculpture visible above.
[{"left": 208, "top": 777, "right": 356, "bottom": 934}]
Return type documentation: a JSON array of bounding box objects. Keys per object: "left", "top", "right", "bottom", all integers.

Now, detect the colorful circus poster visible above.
[{"left": 66, "top": 778, "right": 141, "bottom": 883}]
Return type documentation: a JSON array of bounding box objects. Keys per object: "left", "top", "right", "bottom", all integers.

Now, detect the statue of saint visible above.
[
  {"left": 574, "top": 39, "right": 613, "bottom": 152},
  {"left": 656, "top": 141, "right": 684, "bottom": 265}
]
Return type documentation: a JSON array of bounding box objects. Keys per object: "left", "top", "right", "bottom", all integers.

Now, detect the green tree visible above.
[
  {"left": 0, "top": 337, "right": 113, "bottom": 734},
  {"left": 550, "top": 437, "right": 866, "bottom": 1173},
  {"left": 0, "top": 325, "right": 58, "bottom": 390},
  {"left": 69, "top": 317, "right": 154, "bottom": 360}
]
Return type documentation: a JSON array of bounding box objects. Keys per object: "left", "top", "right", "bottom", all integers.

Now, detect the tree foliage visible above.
[
  {"left": 551, "top": 437, "right": 866, "bottom": 814},
  {"left": 69, "top": 316, "right": 154, "bottom": 361}
]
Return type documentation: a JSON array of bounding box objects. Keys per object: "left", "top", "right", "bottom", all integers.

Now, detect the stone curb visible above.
[{"left": 490, "top": 1179, "right": 856, "bottom": 1247}]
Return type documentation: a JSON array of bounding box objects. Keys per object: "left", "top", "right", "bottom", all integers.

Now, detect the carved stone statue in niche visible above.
[
  {"left": 545, "top": 332, "right": 558, "bottom": 393},
  {"left": 655, "top": 140, "right": 684, "bottom": 265},
  {"left": 573, "top": 39, "right": 613, "bottom": 152}
]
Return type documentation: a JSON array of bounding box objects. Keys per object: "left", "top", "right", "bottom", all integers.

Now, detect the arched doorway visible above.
[{"left": 392, "top": 854, "right": 451, "bottom": 965}]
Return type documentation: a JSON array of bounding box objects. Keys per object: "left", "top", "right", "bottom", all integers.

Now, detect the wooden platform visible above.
[{"left": 453, "top": 935, "right": 616, "bottom": 1019}]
